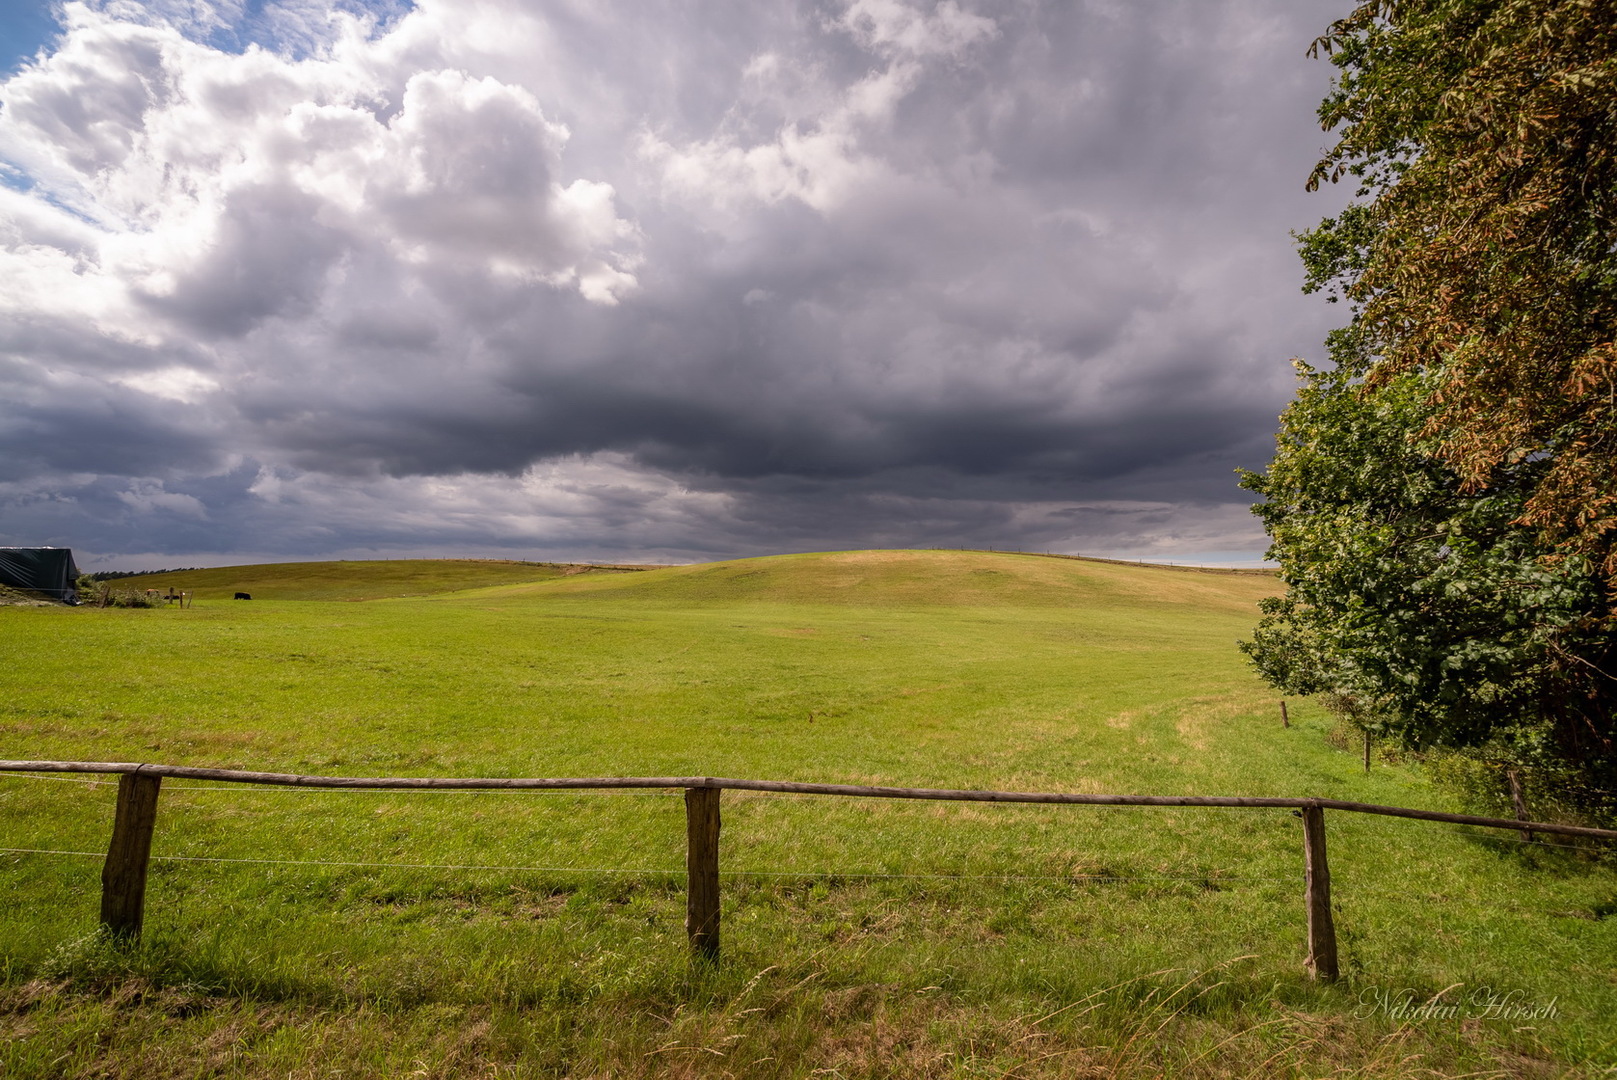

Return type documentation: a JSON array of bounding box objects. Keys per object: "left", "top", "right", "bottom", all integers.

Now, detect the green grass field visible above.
[{"left": 2, "top": 550, "right": 1613, "bottom": 1077}]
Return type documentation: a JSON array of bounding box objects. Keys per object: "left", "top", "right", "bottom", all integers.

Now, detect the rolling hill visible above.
[
  {"left": 129, "top": 549, "right": 1276, "bottom": 610},
  {"left": 117, "top": 557, "right": 649, "bottom": 601}
]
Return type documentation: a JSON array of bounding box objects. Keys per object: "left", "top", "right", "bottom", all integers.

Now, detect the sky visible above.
[{"left": 0, "top": 0, "right": 1351, "bottom": 570}]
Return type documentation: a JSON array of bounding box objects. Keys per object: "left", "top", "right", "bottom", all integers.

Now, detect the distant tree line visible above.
[
  {"left": 1243, "top": 0, "right": 1617, "bottom": 820},
  {"left": 80, "top": 569, "right": 201, "bottom": 582}
]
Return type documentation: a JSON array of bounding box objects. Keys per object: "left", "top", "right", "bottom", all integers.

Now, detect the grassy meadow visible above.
[
  {"left": 96, "top": 558, "right": 649, "bottom": 602},
  {"left": 1, "top": 550, "right": 1613, "bottom": 1077}
]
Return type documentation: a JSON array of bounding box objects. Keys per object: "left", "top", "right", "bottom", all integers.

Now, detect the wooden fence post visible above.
[
  {"left": 1300, "top": 804, "right": 1338, "bottom": 981},
  {"left": 1363, "top": 731, "right": 1372, "bottom": 774},
  {"left": 685, "top": 785, "right": 721, "bottom": 962},
  {"left": 101, "top": 770, "right": 163, "bottom": 939},
  {"left": 1506, "top": 769, "right": 1534, "bottom": 844},
  {"left": 1280, "top": 700, "right": 1290, "bottom": 729}
]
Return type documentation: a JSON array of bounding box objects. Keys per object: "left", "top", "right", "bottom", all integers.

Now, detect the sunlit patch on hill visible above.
[{"left": 481, "top": 549, "right": 1279, "bottom": 613}]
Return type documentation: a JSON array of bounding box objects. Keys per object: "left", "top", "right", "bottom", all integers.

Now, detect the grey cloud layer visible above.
[{"left": 0, "top": 0, "right": 1345, "bottom": 565}]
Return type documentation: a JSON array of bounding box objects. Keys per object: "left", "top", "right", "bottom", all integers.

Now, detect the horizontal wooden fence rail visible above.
[{"left": 5, "top": 760, "right": 1617, "bottom": 983}]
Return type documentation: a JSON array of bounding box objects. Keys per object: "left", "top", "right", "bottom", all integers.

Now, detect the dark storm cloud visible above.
[
  {"left": 0, "top": 0, "right": 1348, "bottom": 565},
  {"left": 0, "top": 354, "right": 225, "bottom": 475}
]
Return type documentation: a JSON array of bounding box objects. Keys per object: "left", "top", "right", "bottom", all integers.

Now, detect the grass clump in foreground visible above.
[{"left": 2, "top": 549, "right": 1614, "bottom": 1077}]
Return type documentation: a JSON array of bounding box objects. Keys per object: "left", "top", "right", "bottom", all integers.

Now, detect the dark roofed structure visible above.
[{"left": 0, "top": 547, "right": 81, "bottom": 603}]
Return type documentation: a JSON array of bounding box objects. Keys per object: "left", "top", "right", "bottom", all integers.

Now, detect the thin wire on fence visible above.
[
  {"left": 0, "top": 846, "right": 1296, "bottom": 883},
  {"left": 0, "top": 769, "right": 1307, "bottom": 886},
  {"left": 1, "top": 773, "right": 107, "bottom": 786},
  {"left": 0, "top": 847, "right": 678, "bottom": 875}
]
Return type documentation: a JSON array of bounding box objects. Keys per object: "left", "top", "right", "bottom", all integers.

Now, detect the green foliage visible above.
[
  {"left": 72, "top": 575, "right": 102, "bottom": 606},
  {"left": 1242, "top": 363, "right": 1613, "bottom": 763},
  {"left": 1426, "top": 747, "right": 1617, "bottom": 828},
  {"left": 1305, "top": 0, "right": 1617, "bottom": 575},
  {"left": 83, "top": 582, "right": 163, "bottom": 608},
  {"left": 1246, "top": 0, "right": 1617, "bottom": 797}
]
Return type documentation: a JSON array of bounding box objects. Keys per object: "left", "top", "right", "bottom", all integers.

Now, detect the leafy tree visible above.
[
  {"left": 1241, "top": 362, "right": 1614, "bottom": 771},
  {"left": 1243, "top": 0, "right": 1617, "bottom": 793},
  {"left": 1305, "top": 0, "right": 1617, "bottom": 583}
]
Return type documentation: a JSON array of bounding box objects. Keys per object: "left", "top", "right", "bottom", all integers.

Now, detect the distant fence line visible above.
[
  {"left": 939, "top": 548, "right": 1278, "bottom": 575},
  {"left": 4, "top": 759, "right": 1615, "bottom": 981}
]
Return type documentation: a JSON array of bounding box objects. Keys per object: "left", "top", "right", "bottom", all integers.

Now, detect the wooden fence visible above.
[{"left": 5, "top": 759, "right": 1617, "bottom": 982}]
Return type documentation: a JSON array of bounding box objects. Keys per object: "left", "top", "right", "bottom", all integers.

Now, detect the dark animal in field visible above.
[{"left": 234, "top": 592, "right": 251, "bottom": 600}]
